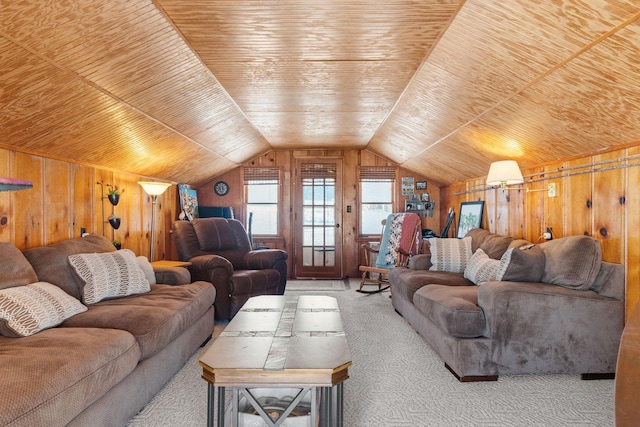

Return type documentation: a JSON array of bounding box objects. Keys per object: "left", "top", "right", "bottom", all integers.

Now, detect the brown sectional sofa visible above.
[
  {"left": 0, "top": 235, "right": 216, "bottom": 427},
  {"left": 390, "top": 228, "right": 625, "bottom": 381}
]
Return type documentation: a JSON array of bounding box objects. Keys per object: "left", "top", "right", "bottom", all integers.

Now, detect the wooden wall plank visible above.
[
  {"left": 14, "top": 153, "right": 43, "bottom": 249},
  {"left": 72, "top": 164, "right": 94, "bottom": 238},
  {"left": 565, "top": 158, "right": 593, "bottom": 237},
  {"left": 44, "top": 159, "right": 72, "bottom": 244},
  {"left": 626, "top": 146, "right": 640, "bottom": 318},
  {"left": 0, "top": 149, "right": 12, "bottom": 243},
  {"left": 593, "top": 150, "right": 625, "bottom": 263}
]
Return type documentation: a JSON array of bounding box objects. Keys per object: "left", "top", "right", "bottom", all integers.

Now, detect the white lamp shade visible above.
[
  {"left": 486, "top": 160, "right": 524, "bottom": 187},
  {"left": 138, "top": 181, "right": 172, "bottom": 196}
]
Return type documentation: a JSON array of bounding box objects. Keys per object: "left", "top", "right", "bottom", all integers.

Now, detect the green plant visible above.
[{"left": 106, "top": 184, "right": 124, "bottom": 195}]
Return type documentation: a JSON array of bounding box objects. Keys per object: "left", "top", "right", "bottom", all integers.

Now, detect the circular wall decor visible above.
[{"left": 214, "top": 181, "right": 229, "bottom": 196}]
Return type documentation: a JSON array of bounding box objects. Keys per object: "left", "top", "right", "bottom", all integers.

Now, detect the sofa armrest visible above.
[
  {"left": 244, "top": 249, "right": 288, "bottom": 270},
  {"left": 188, "top": 254, "right": 234, "bottom": 275},
  {"left": 408, "top": 254, "right": 432, "bottom": 270},
  {"left": 153, "top": 266, "right": 191, "bottom": 285},
  {"left": 478, "top": 280, "right": 624, "bottom": 373}
]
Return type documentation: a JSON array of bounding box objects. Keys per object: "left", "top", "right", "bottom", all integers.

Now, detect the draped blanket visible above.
[{"left": 375, "top": 213, "right": 422, "bottom": 269}]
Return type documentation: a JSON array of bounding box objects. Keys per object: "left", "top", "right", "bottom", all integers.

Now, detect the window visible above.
[
  {"left": 359, "top": 166, "right": 395, "bottom": 235},
  {"left": 244, "top": 167, "right": 280, "bottom": 235}
]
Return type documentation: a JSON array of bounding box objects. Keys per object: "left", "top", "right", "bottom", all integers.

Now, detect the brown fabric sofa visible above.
[
  {"left": 172, "top": 217, "right": 288, "bottom": 319},
  {"left": 390, "top": 228, "right": 625, "bottom": 381},
  {"left": 0, "top": 235, "right": 215, "bottom": 427}
]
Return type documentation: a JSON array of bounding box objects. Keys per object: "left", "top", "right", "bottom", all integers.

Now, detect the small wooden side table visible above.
[{"left": 150, "top": 260, "right": 192, "bottom": 268}]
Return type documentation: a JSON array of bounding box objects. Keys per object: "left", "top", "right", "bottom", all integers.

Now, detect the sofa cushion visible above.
[
  {"left": 68, "top": 249, "right": 150, "bottom": 304},
  {"left": 465, "top": 228, "right": 515, "bottom": 259},
  {"left": 464, "top": 249, "right": 500, "bottom": 285},
  {"left": 0, "top": 327, "right": 140, "bottom": 427},
  {"left": 413, "top": 284, "right": 485, "bottom": 338},
  {"left": 539, "top": 236, "right": 602, "bottom": 290},
  {"left": 428, "top": 237, "right": 473, "bottom": 273},
  {"left": 0, "top": 282, "right": 87, "bottom": 337},
  {"left": 497, "top": 244, "right": 546, "bottom": 282},
  {"left": 23, "top": 234, "right": 117, "bottom": 300},
  {"left": 62, "top": 281, "right": 215, "bottom": 359},
  {"left": 389, "top": 267, "right": 472, "bottom": 303},
  {"left": 0, "top": 242, "right": 39, "bottom": 291}
]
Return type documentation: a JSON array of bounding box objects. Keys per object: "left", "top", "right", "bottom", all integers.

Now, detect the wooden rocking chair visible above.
[{"left": 358, "top": 212, "right": 422, "bottom": 293}]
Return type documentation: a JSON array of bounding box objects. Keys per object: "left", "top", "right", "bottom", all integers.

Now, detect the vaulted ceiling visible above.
[{"left": 1, "top": 1, "right": 640, "bottom": 187}]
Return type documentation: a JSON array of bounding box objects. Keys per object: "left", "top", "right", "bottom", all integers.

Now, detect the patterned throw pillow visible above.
[
  {"left": 0, "top": 282, "right": 87, "bottom": 337},
  {"left": 68, "top": 249, "right": 150, "bottom": 304},
  {"left": 428, "top": 237, "right": 473, "bottom": 273},
  {"left": 464, "top": 248, "right": 501, "bottom": 285}
]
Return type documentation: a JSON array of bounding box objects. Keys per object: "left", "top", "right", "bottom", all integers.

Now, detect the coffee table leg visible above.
[
  {"left": 208, "top": 385, "right": 225, "bottom": 427},
  {"left": 336, "top": 382, "right": 344, "bottom": 427},
  {"left": 215, "top": 386, "right": 224, "bottom": 427}
]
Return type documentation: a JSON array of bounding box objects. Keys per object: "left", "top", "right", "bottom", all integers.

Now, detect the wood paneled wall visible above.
[
  {"left": 442, "top": 145, "right": 640, "bottom": 319},
  {"left": 0, "top": 148, "right": 176, "bottom": 261},
  {"left": 197, "top": 149, "right": 440, "bottom": 279}
]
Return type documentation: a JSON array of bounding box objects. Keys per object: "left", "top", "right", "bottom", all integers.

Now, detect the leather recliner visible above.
[{"left": 171, "top": 217, "right": 288, "bottom": 319}]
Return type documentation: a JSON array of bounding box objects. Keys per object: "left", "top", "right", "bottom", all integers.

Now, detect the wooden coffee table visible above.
[{"left": 199, "top": 295, "right": 351, "bottom": 427}]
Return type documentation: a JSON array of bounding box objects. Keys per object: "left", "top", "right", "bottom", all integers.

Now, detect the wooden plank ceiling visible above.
[{"left": 1, "top": 0, "right": 640, "bottom": 186}]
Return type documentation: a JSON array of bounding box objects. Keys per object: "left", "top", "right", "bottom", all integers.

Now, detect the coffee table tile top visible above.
[{"left": 209, "top": 295, "right": 349, "bottom": 373}]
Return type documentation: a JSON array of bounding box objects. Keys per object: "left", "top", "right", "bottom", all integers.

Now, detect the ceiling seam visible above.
[
  {"left": 150, "top": 0, "right": 272, "bottom": 152},
  {"left": 0, "top": 29, "right": 240, "bottom": 166},
  {"left": 404, "top": 8, "right": 640, "bottom": 164}
]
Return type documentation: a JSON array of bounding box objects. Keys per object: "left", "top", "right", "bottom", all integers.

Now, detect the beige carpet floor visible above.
[
  {"left": 285, "top": 279, "right": 349, "bottom": 291},
  {"left": 127, "top": 280, "right": 614, "bottom": 426}
]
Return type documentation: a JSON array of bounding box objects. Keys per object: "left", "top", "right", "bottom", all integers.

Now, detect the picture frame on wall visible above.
[
  {"left": 457, "top": 201, "right": 484, "bottom": 238},
  {"left": 178, "top": 184, "right": 199, "bottom": 221},
  {"left": 416, "top": 181, "right": 427, "bottom": 190}
]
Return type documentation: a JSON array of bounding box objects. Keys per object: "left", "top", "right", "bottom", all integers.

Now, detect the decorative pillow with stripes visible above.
[
  {"left": 0, "top": 282, "right": 87, "bottom": 337},
  {"left": 68, "top": 249, "right": 150, "bottom": 304},
  {"left": 428, "top": 237, "right": 473, "bottom": 273}
]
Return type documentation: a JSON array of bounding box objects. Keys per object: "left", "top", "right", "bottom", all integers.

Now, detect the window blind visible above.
[
  {"left": 300, "top": 163, "right": 337, "bottom": 179},
  {"left": 359, "top": 166, "right": 396, "bottom": 181},
  {"left": 243, "top": 167, "right": 280, "bottom": 183}
]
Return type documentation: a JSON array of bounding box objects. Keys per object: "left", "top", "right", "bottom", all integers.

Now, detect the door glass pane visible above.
[
  {"left": 303, "top": 247, "right": 312, "bottom": 266},
  {"left": 325, "top": 250, "right": 335, "bottom": 267},
  {"left": 325, "top": 228, "right": 334, "bottom": 246},
  {"left": 324, "top": 207, "right": 335, "bottom": 225},
  {"left": 303, "top": 207, "right": 313, "bottom": 225},
  {"left": 303, "top": 227, "right": 313, "bottom": 245}
]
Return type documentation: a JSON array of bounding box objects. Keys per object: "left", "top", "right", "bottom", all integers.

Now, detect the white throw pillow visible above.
[
  {"left": 428, "top": 237, "right": 473, "bottom": 273},
  {"left": 0, "top": 282, "right": 87, "bottom": 337},
  {"left": 68, "top": 249, "right": 150, "bottom": 304},
  {"left": 464, "top": 248, "right": 501, "bottom": 285}
]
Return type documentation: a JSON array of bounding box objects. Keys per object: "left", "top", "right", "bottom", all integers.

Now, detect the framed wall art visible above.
[{"left": 457, "top": 201, "right": 484, "bottom": 238}]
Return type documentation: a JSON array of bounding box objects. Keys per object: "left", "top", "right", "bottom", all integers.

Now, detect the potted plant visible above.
[
  {"left": 108, "top": 214, "right": 121, "bottom": 230},
  {"left": 106, "top": 184, "right": 124, "bottom": 206}
]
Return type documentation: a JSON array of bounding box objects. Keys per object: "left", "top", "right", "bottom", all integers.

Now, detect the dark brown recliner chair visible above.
[{"left": 171, "top": 217, "right": 288, "bottom": 319}]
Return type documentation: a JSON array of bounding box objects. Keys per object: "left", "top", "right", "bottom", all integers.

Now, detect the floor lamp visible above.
[{"left": 139, "top": 181, "right": 172, "bottom": 262}]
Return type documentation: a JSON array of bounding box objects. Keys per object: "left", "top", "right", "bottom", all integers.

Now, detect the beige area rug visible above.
[
  {"left": 127, "top": 283, "right": 614, "bottom": 426},
  {"left": 285, "top": 279, "right": 349, "bottom": 291}
]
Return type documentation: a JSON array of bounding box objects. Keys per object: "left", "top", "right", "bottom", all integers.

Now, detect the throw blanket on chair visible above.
[{"left": 375, "top": 213, "right": 422, "bottom": 269}]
